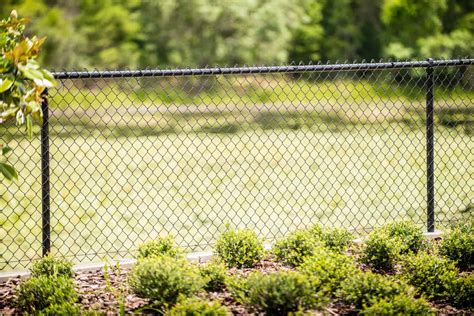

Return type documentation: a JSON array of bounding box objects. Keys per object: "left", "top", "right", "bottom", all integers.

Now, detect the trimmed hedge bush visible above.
[
  {"left": 137, "top": 236, "right": 183, "bottom": 259},
  {"left": 214, "top": 229, "right": 264, "bottom": 268},
  {"left": 361, "top": 294, "right": 434, "bottom": 315},
  {"left": 272, "top": 230, "right": 320, "bottom": 267},
  {"left": 338, "top": 272, "right": 411, "bottom": 310},
  {"left": 448, "top": 273, "right": 474, "bottom": 308},
  {"left": 16, "top": 275, "right": 78, "bottom": 313},
  {"left": 381, "top": 221, "right": 424, "bottom": 254},
  {"left": 308, "top": 224, "right": 353, "bottom": 253},
  {"left": 36, "top": 302, "right": 81, "bottom": 316},
  {"left": 361, "top": 221, "right": 425, "bottom": 272},
  {"left": 307, "top": 224, "right": 323, "bottom": 239},
  {"left": 30, "top": 255, "right": 74, "bottom": 278},
  {"left": 243, "top": 271, "right": 325, "bottom": 315},
  {"left": 225, "top": 275, "right": 249, "bottom": 304},
  {"left": 298, "top": 247, "right": 355, "bottom": 295},
  {"left": 439, "top": 222, "right": 473, "bottom": 270},
  {"left": 169, "top": 297, "right": 230, "bottom": 315},
  {"left": 320, "top": 227, "right": 353, "bottom": 253},
  {"left": 361, "top": 230, "right": 401, "bottom": 272},
  {"left": 199, "top": 259, "right": 227, "bottom": 292},
  {"left": 129, "top": 256, "right": 203, "bottom": 305},
  {"left": 400, "top": 252, "right": 458, "bottom": 299}
]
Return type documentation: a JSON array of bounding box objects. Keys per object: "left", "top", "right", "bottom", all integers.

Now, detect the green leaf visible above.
[
  {"left": 26, "top": 59, "right": 40, "bottom": 69},
  {"left": 0, "top": 77, "right": 13, "bottom": 92},
  {"left": 26, "top": 114, "right": 33, "bottom": 138},
  {"left": 40, "top": 69, "right": 56, "bottom": 86},
  {"left": 2, "top": 146, "right": 12, "bottom": 156},
  {"left": 20, "top": 67, "right": 44, "bottom": 81},
  {"left": 33, "top": 77, "right": 55, "bottom": 88},
  {"left": 0, "top": 162, "right": 18, "bottom": 181},
  {"left": 1, "top": 107, "right": 19, "bottom": 121}
]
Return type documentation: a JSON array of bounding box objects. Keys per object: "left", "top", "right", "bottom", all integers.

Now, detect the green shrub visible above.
[
  {"left": 225, "top": 275, "right": 249, "bottom": 304},
  {"left": 361, "top": 294, "right": 434, "bottom": 315},
  {"left": 361, "top": 221, "right": 424, "bottom": 272},
  {"left": 308, "top": 224, "right": 354, "bottom": 252},
  {"left": 439, "top": 223, "right": 473, "bottom": 270},
  {"left": 418, "top": 238, "right": 439, "bottom": 255},
  {"left": 338, "top": 271, "right": 411, "bottom": 310},
  {"left": 169, "top": 297, "right": 230, "bottom": 315},
  {"left": 16, "top": 275, "right": 78, "bottom": 313},
  {"left": 298, "top": 247, "right": 355, "bottom": 295},
  {"left": 36, "top": 302, "right": 81, "bottom": 316},
  {"left": 320, "top": 227, "right": 353, "bottom": 253},
  {"left": 272, "top": 230, "right": 320, "bottom": 267},
  {"left": 400, "top": 252, "right": 457, "bottom": 299},
  {"left": 138, "top": 236, "right": 183, "bottom": 259},
  {"left": 199, "top": 260, "right": 227, "bottom": 292},
  {"left": 307, "top": 224, "right": 324, "bottom": 239},
  {"left": 381, "top": 221, "right": 424, "bottom": 254},
  {"left": 129, "top": 256, "right": 203, "bottom": 305},
  {"left": 30, "top": 255, "right": 74, "bottom": 278},
  {"left": 244, "top": 271, "right": 325, "bottom": 315},
  {"left": 214, "top": 229, "right": 264, "bottom": 268},
  {"left": 75, "top": 309, "right": 104, "bottom": 316},
  {"left": 361, "top": 230, "right": 402, "bottom": 272},
  {"left": 448, "top": 273, "right": 473, "bottom": 308}
]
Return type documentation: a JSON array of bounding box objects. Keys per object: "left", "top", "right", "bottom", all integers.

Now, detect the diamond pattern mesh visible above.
[{"left": 1, "top": 60, "right": 472, "bottom": 271}]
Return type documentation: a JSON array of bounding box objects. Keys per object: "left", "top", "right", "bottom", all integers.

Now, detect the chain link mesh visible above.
[{"left": 1, "top": 60, "right": 472, "bottom": 271}]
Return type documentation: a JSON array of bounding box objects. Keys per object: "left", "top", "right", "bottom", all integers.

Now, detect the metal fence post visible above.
[
  {"left": 41, "top": 88, "right": 51, "bottom": 255},
  {"left": 426, "top": 58, "right": 435, "bottom": 232}
]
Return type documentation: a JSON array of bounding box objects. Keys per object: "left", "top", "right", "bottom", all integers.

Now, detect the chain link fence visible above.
[{"left": 1, "top": 59, "right": 473, "bottom": 271}]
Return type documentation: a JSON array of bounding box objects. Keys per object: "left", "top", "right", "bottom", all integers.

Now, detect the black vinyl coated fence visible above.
[{"left": 1, "top": 59, "right": 473, "bottom": 271}]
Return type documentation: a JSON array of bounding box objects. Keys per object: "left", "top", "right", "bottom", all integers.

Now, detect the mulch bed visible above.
[
  {"left": 0, "top": 257, "right": 471, "bottom": 315},
  {"left": 0, "top": 260, "right": 285, "bottom": 315}
]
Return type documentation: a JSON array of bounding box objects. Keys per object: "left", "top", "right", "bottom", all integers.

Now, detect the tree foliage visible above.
[{"left": 1, "top": 0, "right": 472, "bottom": 66}]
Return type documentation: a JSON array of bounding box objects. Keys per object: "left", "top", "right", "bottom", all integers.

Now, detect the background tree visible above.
[
  {"left": 320, "top": 0, "right": 360, "bottom": 61},
  {"left": 77, "top": 0, "right": 141, "bottom": 69},
  {"left": 1, "top": 0, "right": 472, "bottom": 67},
  {"left": 354, "top": 0, "right": 384, "bottom": 60},
  {"left": 138, "top": 0, "right": 303, "bottom": 67},
  {"left": 289, "top": 0, "right": 324, "bottom": 63},
  {"left": 382, "top": 0, "right": 447, "bottom": 59}
]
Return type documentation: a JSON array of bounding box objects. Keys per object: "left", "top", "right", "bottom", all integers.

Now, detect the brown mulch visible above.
[
  {"left": 0, "top": 267, "right": 149, "bottom": 315},
  {"left": 0, "top": 257, "right": 472, "bottom": 315},
  {"left": 227, "top": 258, "right": 290, "bottom": 276},
  {"left": 0, "top": 277, "right": 20, "bottom": 315},
  {"left": 0, "top": 260, "right": 287, "bottom": 315},
  {"left": 74, "top": 267, "right": 148, "bottom": 314}
]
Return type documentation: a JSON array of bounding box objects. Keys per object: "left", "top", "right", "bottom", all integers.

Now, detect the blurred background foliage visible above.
[{"left": 1, "top": 0, "right": 472, "bottom": 70}]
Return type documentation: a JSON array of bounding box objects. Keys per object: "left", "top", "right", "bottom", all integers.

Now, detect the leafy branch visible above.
[{"left": 0, "top": 10, "right": 56, "bottom": 181}]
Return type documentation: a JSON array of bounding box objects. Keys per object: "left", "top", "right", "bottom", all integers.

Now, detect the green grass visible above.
[
  {"left": 51, "top": 76, "right": 472, "bottom": 112},
  {"left": 1, "top": 123, "right": 472, "bottom": 271},
  {"left": 0, "top": 76, "right": 472, "bottom": 271}
]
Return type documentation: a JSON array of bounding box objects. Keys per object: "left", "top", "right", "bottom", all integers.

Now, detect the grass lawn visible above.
[
  {"left": 1, "top": 123, "right": 471, "bottom": 271},
  {"left": 1, "top": 75, "right": 472, "bottom": 271}
]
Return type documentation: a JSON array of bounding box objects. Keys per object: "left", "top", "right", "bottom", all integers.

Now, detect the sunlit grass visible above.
[
  {"left": 50, "top": 75, "right": 473, "bottom": 112},
  {"left": 1, "top": 121, "right": 472, "bottom": 271},
  {"left": 1, "top": 76, "right": 472, "bottom": 271}
]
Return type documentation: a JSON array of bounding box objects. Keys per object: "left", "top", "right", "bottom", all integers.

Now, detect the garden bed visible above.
[
  {"left": 1, "top": 259, "right": 470, "bottom": 315},
  {"left": 0, "top": 221, "right": 472, "bottom": 315}
]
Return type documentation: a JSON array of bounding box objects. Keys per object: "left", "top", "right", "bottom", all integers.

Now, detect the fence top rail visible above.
[{"left": 51, "top": 58, "right": 473, "bottom": 79}]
